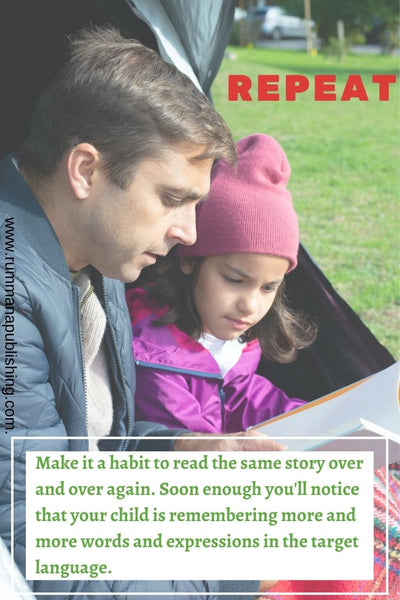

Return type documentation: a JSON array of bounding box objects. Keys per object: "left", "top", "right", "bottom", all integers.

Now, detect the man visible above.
[{"left": 0, "top": 27, "right": 279, "bottom": 597}]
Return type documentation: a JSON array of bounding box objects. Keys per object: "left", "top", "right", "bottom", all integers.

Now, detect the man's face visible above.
[{"left": 85, "top": 143, "right": 213, "bottom": 282}]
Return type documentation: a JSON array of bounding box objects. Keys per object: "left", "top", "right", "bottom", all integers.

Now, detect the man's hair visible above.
[
  {"left": 137, "top": 256, "right": 317, "bottom": 364},
  {"left": 17, "top": 26, "right": 236, "bottom": 188}
]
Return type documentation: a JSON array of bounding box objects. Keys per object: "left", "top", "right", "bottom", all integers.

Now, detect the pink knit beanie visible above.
[{"left": 177, "top": 133, "right": 299, "bottom": 271}]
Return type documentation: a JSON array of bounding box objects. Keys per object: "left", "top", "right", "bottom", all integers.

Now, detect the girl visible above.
[{"left": 126, "top": 134, "right": 316, "bottom": 433}]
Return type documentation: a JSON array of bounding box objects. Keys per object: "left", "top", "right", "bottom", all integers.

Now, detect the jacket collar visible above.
[
  {"left": 130, "top": 288, "right": 261, "bottom": 376},
  {"left": 0, "top": 154, "right": 70, "bottom": 279}
]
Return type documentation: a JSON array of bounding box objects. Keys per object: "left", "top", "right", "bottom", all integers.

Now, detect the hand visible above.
[
  {"left": 173, "top": 429, "right": 285, "bottom": 452},
  {"left": 258, "top": 579, "right": 278, "bottom": 596}
]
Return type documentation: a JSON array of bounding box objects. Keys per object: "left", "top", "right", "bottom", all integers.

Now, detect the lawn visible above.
[{"left": 212, "top": 46, "right": 400, "bottom": 358}]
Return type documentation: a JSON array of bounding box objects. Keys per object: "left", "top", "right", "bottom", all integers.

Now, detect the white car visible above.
[{"left": 249, "top": 6, "right": 315, "bottom": 40}]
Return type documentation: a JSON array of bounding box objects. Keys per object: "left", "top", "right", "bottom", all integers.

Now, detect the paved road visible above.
[
  {"left": 256, "top": 38, "right": 321, "bottom": 51},
  {"left": 256, "top": 39, "right": 389, "bottom": 54}
]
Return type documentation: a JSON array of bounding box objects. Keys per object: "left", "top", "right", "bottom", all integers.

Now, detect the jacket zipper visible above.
[
  {"left": 218, "top": 384, "right": 226, "bottom": 433},
  {"left": 102, "top": 278, "right": 132, "bottom": 450},
  {"left": 135, "top": 359, "right": 223, "bottom": 380},
  {"left": 135, "top": 359, "right": 226, "bottom": 432},
  {"left": 73, "top": 285, "right": 89, "bottom": 436}
]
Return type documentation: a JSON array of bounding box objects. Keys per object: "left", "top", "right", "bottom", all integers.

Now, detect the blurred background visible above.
[
  {"left": 212, "top": 0, "right": 399, "bottom": 358},
  {"left": 231, "top": 0, "right": 399, "bottom": 55}
]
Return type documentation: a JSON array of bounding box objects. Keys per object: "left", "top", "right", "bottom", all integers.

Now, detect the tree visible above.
[{"left": 277, "top": 0, "right": 399, "bottom": 43}]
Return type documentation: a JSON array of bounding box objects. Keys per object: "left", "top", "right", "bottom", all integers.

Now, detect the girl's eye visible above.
[
  {"left": 223, "top": 275, "right": 242, "bottom": 284},
  {"left": 262, "top": 285, "right": 277, "bottom": 294}
]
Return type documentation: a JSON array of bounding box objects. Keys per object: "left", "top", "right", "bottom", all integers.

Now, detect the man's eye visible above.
[{"left": 162, "top": 195, "right": 182, "bottom": 208}]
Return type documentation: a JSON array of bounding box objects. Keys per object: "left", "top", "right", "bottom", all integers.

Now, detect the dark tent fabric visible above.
[
  {"left": 0, "top": 0, "right": 160, "bottom": 158},
  {"left": 259, "top": 246, "right": 395, "bottom": 401},
  {"left": 1, "top": 0, "right": 395, "bottom": 402},
  {"left": 126, "top": 0, "right": 235, "bottom": 95},
  {"left": 0, "top": 0, "right": 235, "bottom": 156}
]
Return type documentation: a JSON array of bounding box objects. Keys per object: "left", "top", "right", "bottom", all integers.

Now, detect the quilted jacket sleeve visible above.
[
  {"left": 0, "top": 215, "right": 72, "bottom": 595},
  {"left": 0, "top": 217, "right": 260, "bottom": 599}
]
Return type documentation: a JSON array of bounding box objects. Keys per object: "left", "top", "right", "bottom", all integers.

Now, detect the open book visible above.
[{"left": 254, "top": 362, "right": 400, "bottom": 465}]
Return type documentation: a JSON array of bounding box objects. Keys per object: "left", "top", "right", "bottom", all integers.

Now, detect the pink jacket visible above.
[{"left": 127, "top": 288, "right": 305, "bottom": 433}]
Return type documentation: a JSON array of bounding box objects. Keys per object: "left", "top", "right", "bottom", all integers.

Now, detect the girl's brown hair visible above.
[{"left": 137, "top": 255, "right": 316, "bottom": 364}]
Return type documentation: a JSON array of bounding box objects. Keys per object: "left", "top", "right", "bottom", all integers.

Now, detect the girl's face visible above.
[{"left": 180, "top": 253, "right": 289, "bottom": 340}]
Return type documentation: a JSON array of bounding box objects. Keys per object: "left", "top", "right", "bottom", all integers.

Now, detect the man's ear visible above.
[
  {"left": 67, "top": 143, "right": 100, "bottom": 200},
  {"left": 179, "top": 257, "right": 195, "bottom": 275}
]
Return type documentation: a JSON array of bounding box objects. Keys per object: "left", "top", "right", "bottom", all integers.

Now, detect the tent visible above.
[
  {"left": 1, "top": 0, "right": 395, "bottom": 402},
  {"left": 0, "top": 0, "right": 232, "bottom": 156}
]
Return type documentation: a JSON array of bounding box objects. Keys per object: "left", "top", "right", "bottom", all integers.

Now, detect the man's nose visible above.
[{"left": 167, "top": 204, "right": 197, "bottom": 246}]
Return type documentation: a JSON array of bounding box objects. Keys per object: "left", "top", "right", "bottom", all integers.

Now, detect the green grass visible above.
[{"left": 212, "top": 47, "right": 400, "bottom": 358}]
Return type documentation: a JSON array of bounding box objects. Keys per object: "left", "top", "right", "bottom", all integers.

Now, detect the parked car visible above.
[
  {"left": 248, "top": 6, "right": 314, "bottom": 40},
  {"left": 234, "top": 7, "right": 247, "bottom": 22}
]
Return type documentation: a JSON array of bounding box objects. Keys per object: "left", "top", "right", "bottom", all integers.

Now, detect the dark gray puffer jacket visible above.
[{"left": 0, "top": 155, "right": 259, "bottom": 599}]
